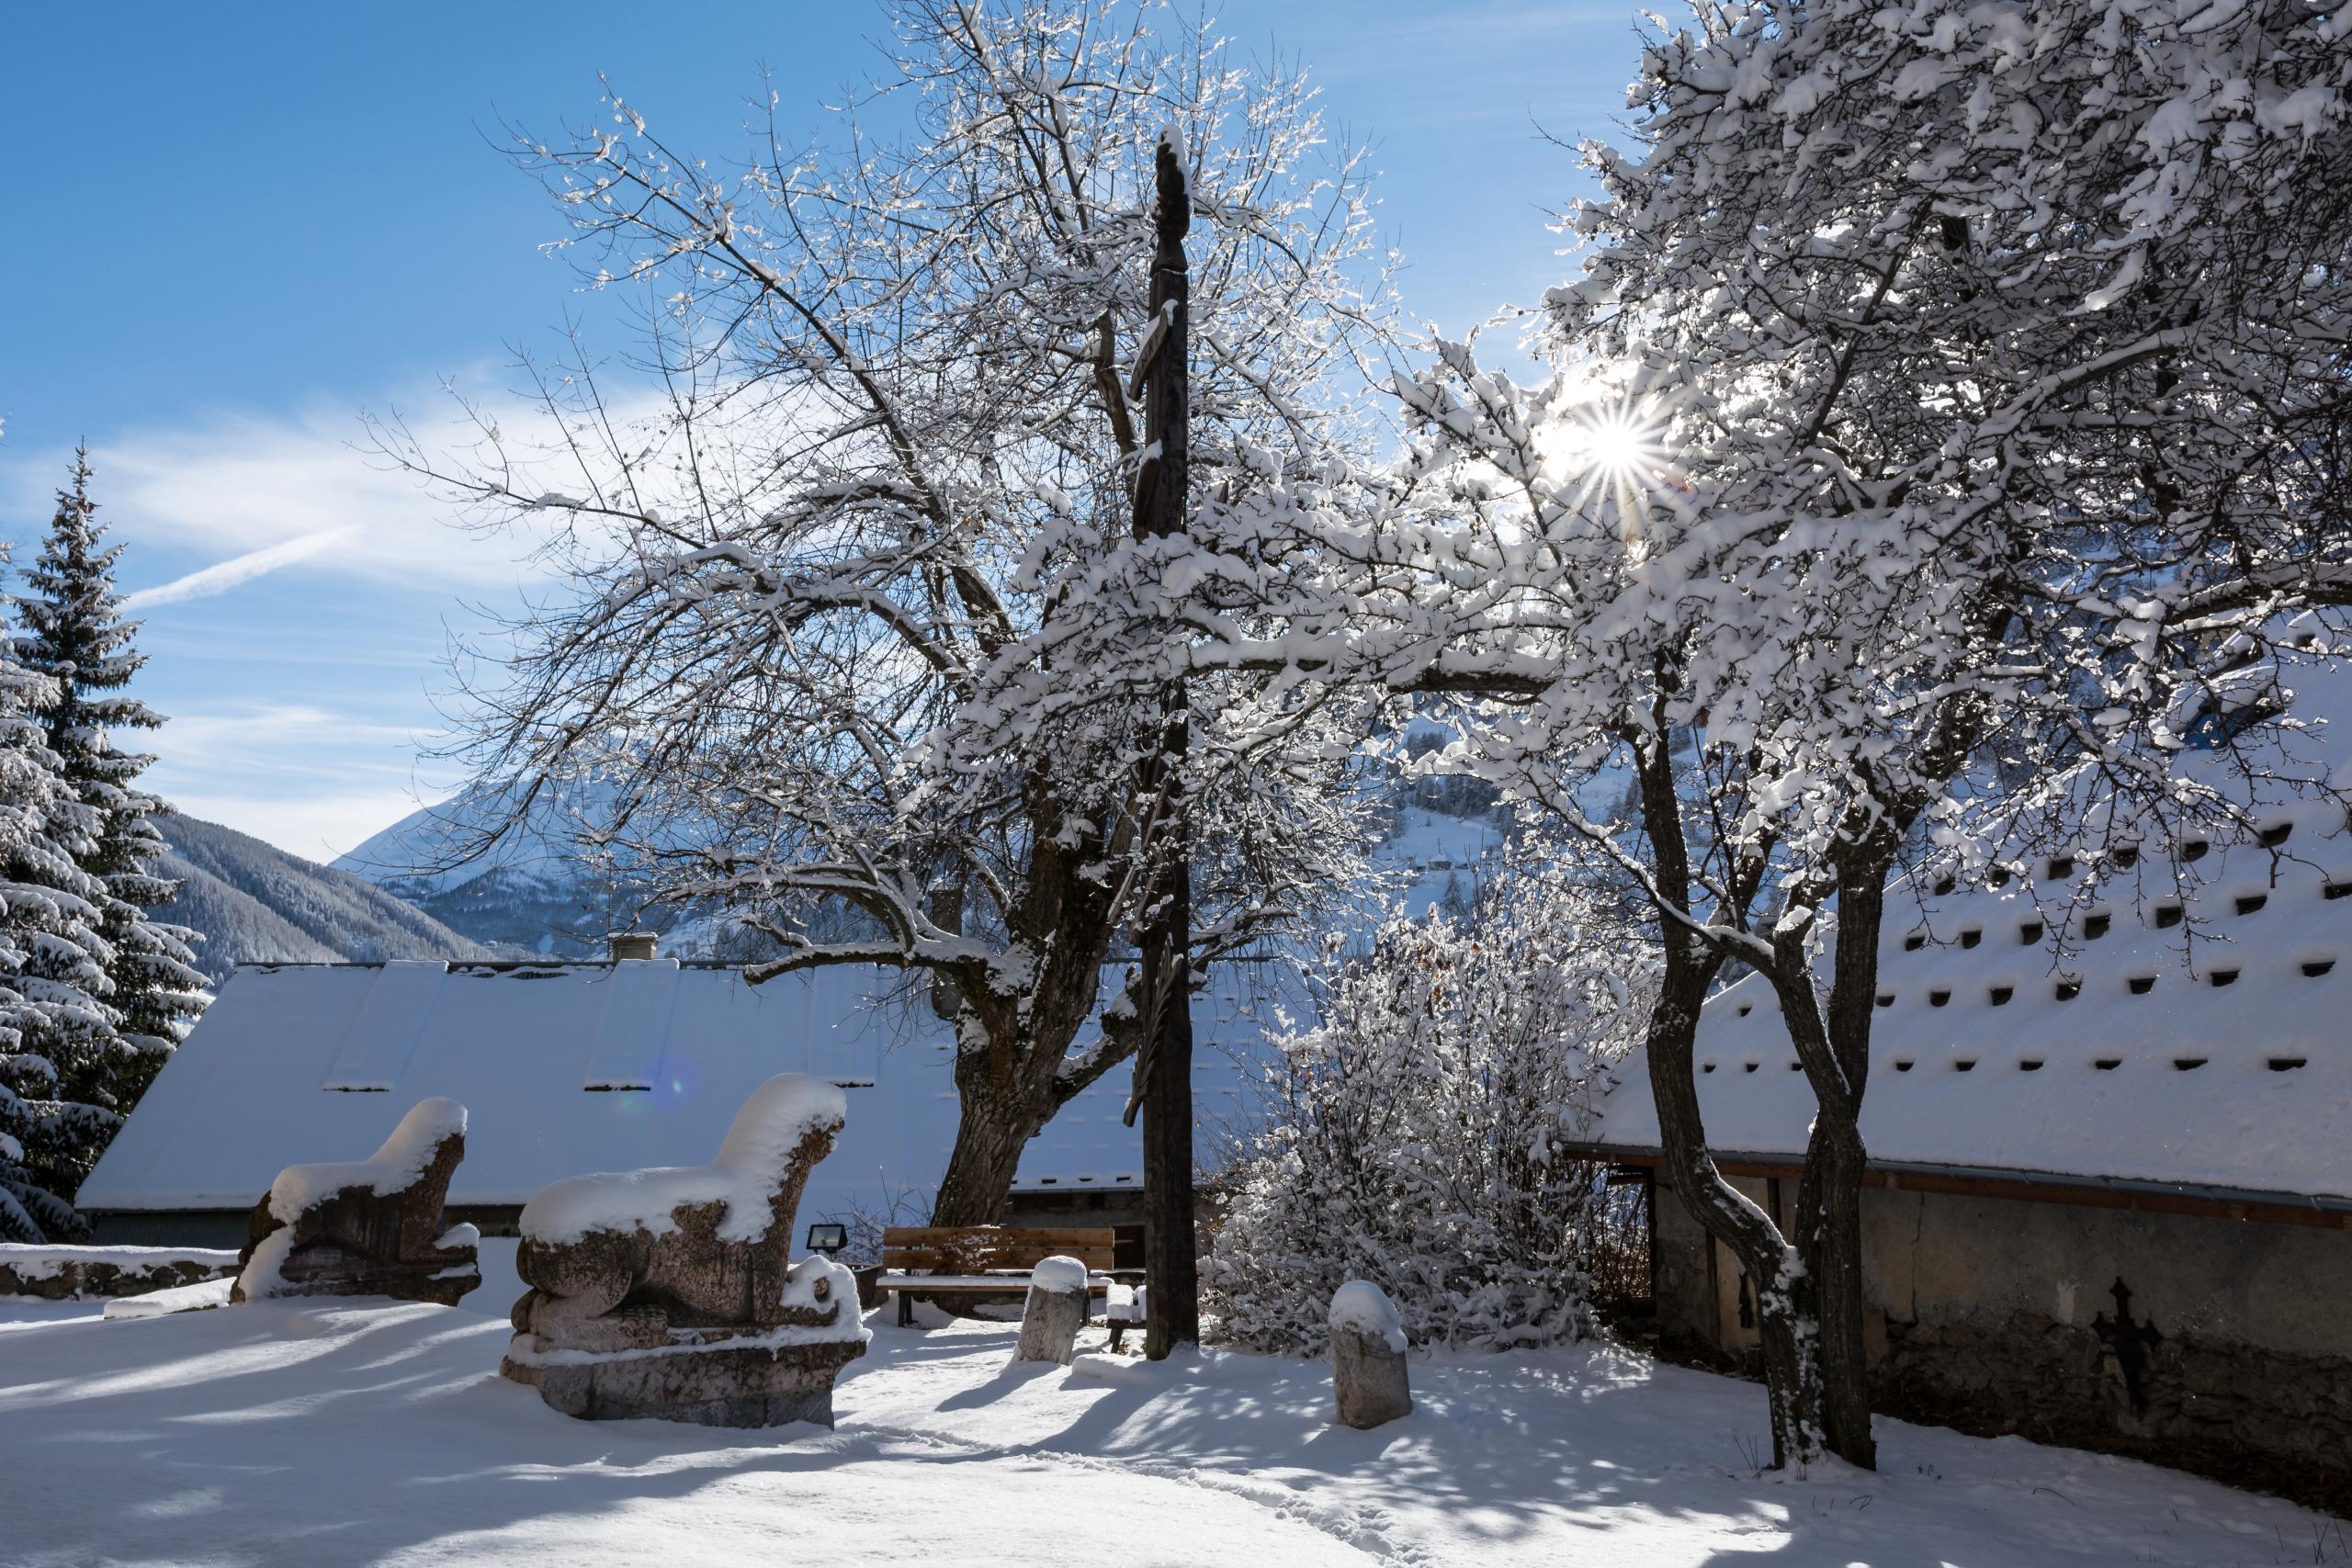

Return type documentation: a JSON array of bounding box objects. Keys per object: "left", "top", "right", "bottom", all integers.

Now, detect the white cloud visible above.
[
  {"left": 123, "top": 526, "right": 362, "bottom": 610},
  {"left": 0, "top": 393, "right": 569, "bottom": 599},
  {"left": 153, "top": 703, "right": 435, "bottom": 773},
  {"left": 164, "top": 787, "right": 447, "bottom": 866},
  {"left": 141, "top": 702, "right": 464, "bottom": 862}
]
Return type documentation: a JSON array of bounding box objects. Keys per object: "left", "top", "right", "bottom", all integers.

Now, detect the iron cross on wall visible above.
[{"left": 2092, "top": 1276, "right": 2165, "bottom": 1411}]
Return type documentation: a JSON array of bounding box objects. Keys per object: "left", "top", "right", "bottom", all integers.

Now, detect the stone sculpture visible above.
[
  {"left": 231, "top": 1098, "right": 481, "bottom": 1306},
  {"left": 500, "top": 1074, "right": 868, "bottom": 1428},
  {"left": 1329, "top": 1280, "right": 1413, "bottom": 1428},
  {"left": 1014, "top": 1255, "right": 1090, "bottom": 1365}
]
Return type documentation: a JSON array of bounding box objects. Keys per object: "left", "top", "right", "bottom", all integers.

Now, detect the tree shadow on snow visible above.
[{"left": 0, "top": 1299, "right": 938, "bottom": 1565}]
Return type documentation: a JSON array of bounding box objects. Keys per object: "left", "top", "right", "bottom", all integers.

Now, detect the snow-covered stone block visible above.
[
  {"left": 1015, "top": 1254, "right": 1089, "bottom": 1364},
  {"left": 1329, "top": 1280, "right": 1411, "bottom": 1428},
  {"left": 501, "top": 1073, "right": 868, "bottom": 1428},
  {"left": 0, "top": 1244, "right": 239, "bottom": 1301},
  {"left": 232, "top": 1098, "right": 480, "bottom": 1307},
  {"left": 102, "top": 1277, "right": 234, "bottom": 1319}
]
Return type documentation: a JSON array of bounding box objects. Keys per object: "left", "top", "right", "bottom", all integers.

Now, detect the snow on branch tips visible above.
[{"left": 380, "top": 0, "right": 1397, "bottom": 1230}]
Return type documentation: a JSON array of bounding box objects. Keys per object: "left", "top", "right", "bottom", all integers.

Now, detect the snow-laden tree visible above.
[
  {"left": 12, "top": 454, "right": 207, "bottom": 1117},
  {"left": 1207, "top": 863, "right": 1651, "bottom": 1355},
  {"left": 1015, "top": 0, "right": 2351, "bottom": 1466},
  {"left": 387, "top": 0, "right": 1390, "bottom": 1224},
  {"left": 1359, "top": 0, "right": 2352, "bottom": 1467},
  {"left": 0, "top": 631, "right": 119, "bottom": 1241}
]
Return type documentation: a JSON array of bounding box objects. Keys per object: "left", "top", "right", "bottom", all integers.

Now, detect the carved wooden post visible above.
[{"left": 1129, "top": 129, "right": 1200, "bottom": 1359}]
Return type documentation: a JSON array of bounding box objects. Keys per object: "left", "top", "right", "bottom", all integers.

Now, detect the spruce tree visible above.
[
  {"left": 0, "top": 455, "right": 206, "bottom": 1237},
  {"left": 0, "top": 645, "right": 117, "bottom": 1241}
]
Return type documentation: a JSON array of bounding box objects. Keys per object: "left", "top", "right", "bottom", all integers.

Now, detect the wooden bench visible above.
[{"left": 876, "top": 1226, "right": 1118, "bottom": 1328}]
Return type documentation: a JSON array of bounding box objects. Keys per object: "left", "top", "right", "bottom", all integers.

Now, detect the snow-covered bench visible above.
[{"left": 876, "top": 1226, "right": 1120, "bottom": 1327}]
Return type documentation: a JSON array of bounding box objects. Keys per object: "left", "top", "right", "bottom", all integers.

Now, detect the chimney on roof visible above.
[{"left": 607, "top": 931, "right": 658, "bottom": 962}]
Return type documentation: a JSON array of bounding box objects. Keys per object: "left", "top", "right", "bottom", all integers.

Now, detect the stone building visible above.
[
  {"left": 79, "top": 945, "right": 1289, "bottom": 1265},
  {"left": 1576, "top": 771, "right": 2352, "bottom": 1512}
]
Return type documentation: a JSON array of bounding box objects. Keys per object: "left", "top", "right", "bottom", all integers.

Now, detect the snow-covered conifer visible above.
[
  {"left": 0, "top": 628, "right": 117, "bottom": 1241},
  {"left": 11, "top": 454, "right": 207, "bottom": 1120}
]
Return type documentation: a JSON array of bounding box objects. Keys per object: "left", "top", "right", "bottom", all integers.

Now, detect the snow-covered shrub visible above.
[{"left": 1207, "top": 869, "right": 1653, "bottom": 1354}]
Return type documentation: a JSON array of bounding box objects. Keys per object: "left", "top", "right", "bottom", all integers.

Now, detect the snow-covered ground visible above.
[{"left": 1, "top": 1243, "right": 2341, "bottom": 1566}]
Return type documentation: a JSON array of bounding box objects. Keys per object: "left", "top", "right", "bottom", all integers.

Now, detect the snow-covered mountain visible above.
[
  {"left": 330, "top": 780, "right": 665, "bottom": 957},
  {"left": 153, "top": 814, "right": 492, "bottom": 982},
  {"left": 330, "top": 738, "right": 1518, "bottom": 961}
]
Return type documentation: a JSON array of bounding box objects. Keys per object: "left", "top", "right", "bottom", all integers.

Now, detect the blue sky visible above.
[{"left": 0, "top": 1, "right": 1640, "bottom": 862}]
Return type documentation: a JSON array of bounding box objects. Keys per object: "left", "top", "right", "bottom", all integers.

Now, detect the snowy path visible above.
[{"left": 0, "top": 1246, "right": 2340, "bottom": 1566}]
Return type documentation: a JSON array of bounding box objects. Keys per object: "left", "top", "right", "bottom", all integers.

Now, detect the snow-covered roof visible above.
[
  {"left": 1583, "top": 660, "right": 2352, "bottom": 1208},
  {"left": 1377, "top": 805, "right": 1505, "bottom": 916},
  {"left": 80, "top": 957, "right": 1296, "bottom": 1221}
]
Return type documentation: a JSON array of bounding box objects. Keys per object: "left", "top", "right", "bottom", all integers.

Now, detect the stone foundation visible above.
[
  {"left": 1877, "top": 1311, "right": 2352, "bottom": 1518},
  {"left": 1645, "top": 1169, "right": 2352, "bottom": 1517},
  {"left": 0, "top": 1247, "right": 238, "bottom": 1300},
  {"left": 505, "top": 1336, "right": 866, "bottom": 1428}
]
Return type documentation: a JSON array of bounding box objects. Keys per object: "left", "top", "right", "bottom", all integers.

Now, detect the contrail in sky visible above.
[{"left": 122, "top": 526, "right": 361, "bottom": 611}]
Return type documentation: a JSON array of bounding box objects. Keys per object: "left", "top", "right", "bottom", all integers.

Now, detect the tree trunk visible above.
[
  {"left": 1796, "top": 1111, "right": 1872, "bottom": 1464},
  {"left": 1803, "top": 852, "right": 1890, "bottom": 1469},
  {"left": 930, "top": 1077, "right": 1036, "bottom": 1226},
  {"left": 1631, "top": 732, "right": 1828, "bottom": 1469},
  {"left": 1647, "top": 943, "right": 1829, "bottom": 1467},
  {"left": 1133, "top": 131, "right": 1198, "bottom": 1359},
  {"left": 1139, "top": 852, "right": 1198, "bottom": 1354},
  {"left": 1756, "top": 852, "right": 1884, "bottom": 1470}
]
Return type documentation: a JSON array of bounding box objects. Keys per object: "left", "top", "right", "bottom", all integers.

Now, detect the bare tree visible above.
[{"left": 382, "top": 1, "right": 1391, "bottom": 1224}]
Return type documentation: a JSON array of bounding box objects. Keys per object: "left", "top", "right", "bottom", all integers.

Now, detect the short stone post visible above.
[
  {"left": 1015, "top": 1255, "right": 1091, "bottom": 1365},
  {"left": 1329, "top": 1280, "right": 1411, "bottom": 1428}
]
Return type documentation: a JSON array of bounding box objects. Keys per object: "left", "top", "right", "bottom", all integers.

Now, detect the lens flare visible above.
[
  {"left": 1577, "top": 406, "right": 1657, "bottom": 480},
  {"left": 1543, "top": 387, "right": 1680, "bottom": 548}
]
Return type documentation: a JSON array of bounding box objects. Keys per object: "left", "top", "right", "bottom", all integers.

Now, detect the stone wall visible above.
[
  {"left": 0, "top": 1246, "right": 240, "bottom": 1300},
  {"left": 1866, "top": 1187, "right": 2352, "bottom": 1516},
  {"left": 1648, "top": 1171, "right": 2352, "bottom": 1516},
  {"left": 1647, "top": 1167, "right": 1726, "bottom": 1361}
]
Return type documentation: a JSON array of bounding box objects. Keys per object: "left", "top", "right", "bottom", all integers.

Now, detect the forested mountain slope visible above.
[{"left": 153, "top": 814, "right": 492, "bottom": 982}]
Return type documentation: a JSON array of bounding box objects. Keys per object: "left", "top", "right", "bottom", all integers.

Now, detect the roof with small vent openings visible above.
[
  {"left": 1581, "top": 651, "right": 2352, "bottom": 1208},
  {"left": 79, "top": 958, "right": 1295, "bottom": 1220}
]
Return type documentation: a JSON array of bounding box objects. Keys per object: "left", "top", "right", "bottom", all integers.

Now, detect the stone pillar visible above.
[
  {"left": 1016, "top": 1254, "right": 1091, "bottom": 1365},
  {"left": 1329, "top": 1280, "right": 1412, "bottom": 1428}
]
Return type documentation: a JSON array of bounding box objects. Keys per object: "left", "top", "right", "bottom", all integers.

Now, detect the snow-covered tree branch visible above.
[{"left": 383, "top": 0, "right": 1394, "bottom": 1224}]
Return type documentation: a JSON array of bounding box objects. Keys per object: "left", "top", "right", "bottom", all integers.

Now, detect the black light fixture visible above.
[{"left": 805, "top": 1223, "right": 849, "bottom": 1257}]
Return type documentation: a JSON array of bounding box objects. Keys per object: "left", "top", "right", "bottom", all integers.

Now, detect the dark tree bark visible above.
[
  {"left": 1130, "top": 133, "right": 1200, "bottom": 1358},
  {"left": 1807, "top": 848, "right": 1889, "bottom": 1467},
  {"left": 926, "top": 848, "right": 1125, "bottom": 1225},
  {"left": 1627, "top": 728, "right": 1833, "bottom": 1467}
]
